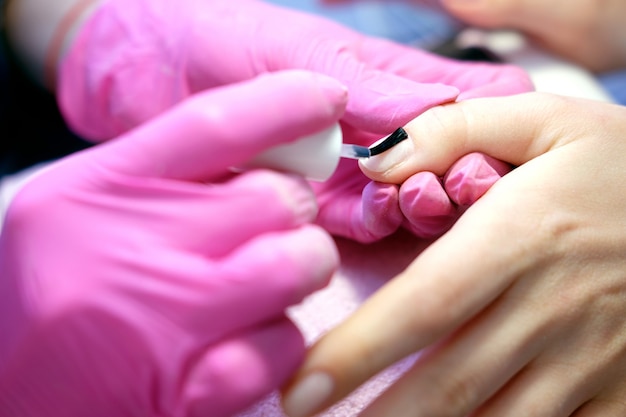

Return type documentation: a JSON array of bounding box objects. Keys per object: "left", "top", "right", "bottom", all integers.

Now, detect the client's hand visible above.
[
  {"left": 282, "top": 92, "right": 626, "bottom": 417},
  {"left": 439, "top": 0, "right": 626, "bottom": 73},
  {"left": 0, "top": 71, "right": 345, "bottom": 417}
]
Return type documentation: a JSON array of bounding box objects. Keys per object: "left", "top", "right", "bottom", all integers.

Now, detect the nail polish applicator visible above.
[{"left": 241, "top": 124, "right": 408, "bottom": 182}]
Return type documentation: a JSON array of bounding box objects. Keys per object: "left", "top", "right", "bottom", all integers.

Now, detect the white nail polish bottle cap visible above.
[{"left": 242, "top": 123, "right": 343, "bottom": 182}]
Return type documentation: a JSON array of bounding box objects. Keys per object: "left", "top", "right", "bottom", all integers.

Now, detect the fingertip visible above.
[
  {"left": 399, "top": 172, "right": 457, "bottom": 238},
  {"left": 282, "top": 371, "right": 336, "bottom": 417},
  {"left": 228, "top": 169, "right": 321, "bottom": 226},
  {"left": 358, "top": 136, "right": 417, "bottom": 182},
  {"left": 183, "top": 319, "right": 305, "bottom": 417},
  {"left": 344, "top": 75, "right": 459, "bottom": 133},
  {"left": 444, "top": 153, "right": 512, "bottom": 206},
  {"left": 361, "top": 181, "right": 403, "bottom": 240},
  {"left": 234, "top": 224, "right": 339, "bottom": 301},
  {"left": 306, "top": 71, "right": 349, "bottom": 117}
]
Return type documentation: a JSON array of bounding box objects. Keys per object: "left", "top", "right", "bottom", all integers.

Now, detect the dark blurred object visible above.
[
  {"left": 0, "top": 26, "right": 92, "bottom": 178},
  {"left": 431, "top": 37, "right": 503, "bottom": 63}
]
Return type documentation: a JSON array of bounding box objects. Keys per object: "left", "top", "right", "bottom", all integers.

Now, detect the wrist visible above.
[{"left": 5, "top": 0, "right": 101, "bottom": 89}]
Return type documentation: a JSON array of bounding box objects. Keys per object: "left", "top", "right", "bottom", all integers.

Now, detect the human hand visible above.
[
  {"left": 0, "top": 71, "right": 345, "bottom": 417},
  {"left": 320, "top": 0, "right": 626, "bottom": 72},
  {"left": 312, "top": 134, "right": 512, "bottom": 242},
  {"left": 281, "top": 92, "right": 626, "bottom": 417},
  {"left": 438, "top": 0, "right": 626, "bottom": 73},
  {"left": 54, "top": 0, "right": 532, "bottom": 243}
]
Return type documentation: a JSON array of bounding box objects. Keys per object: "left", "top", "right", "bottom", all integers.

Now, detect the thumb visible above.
[
  {"left": 93, "top": 70, "right": 348, "bottom": 181},
  {"left": 359, "top": 92, "right": 606, "bottom": 183}
]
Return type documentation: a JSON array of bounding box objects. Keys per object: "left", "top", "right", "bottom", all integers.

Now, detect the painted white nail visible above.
[
  {"left": 283, "top": 372, "right": 334, "bottom": 417},
  {"left": 360, "top": 135, "right": 415, "bottom": 173}
]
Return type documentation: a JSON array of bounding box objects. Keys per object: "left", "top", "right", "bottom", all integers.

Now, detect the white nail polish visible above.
[
  {"left": 360, "top": 136, "right": 415, "bottom": 173},
  {"left": 283, "top": 372, "right": 334, "bottom": 417}
]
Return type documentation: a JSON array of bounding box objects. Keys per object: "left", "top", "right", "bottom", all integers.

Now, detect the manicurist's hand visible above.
[
  {"left": 53, "top": 0, "right": 532, "bottom": 243},
  {"left": 282, "top": 92, "right": 626, "bottom": 417},
  {"left": 0, "top": 71, "right": 345, "bottom": 417}
]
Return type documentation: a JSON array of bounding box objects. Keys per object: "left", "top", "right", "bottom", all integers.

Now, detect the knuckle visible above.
[{"left": 420, "top": 371, "right": 483, "bottom": 416}]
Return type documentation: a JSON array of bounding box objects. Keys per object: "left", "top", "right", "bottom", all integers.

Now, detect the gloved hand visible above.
[
  {"left": 395, "top": 152, "right": 513, "bottom": 238},
  {"left": 57, "top": 0, "right": 533, "bottom": 243},
  {"left": 0, "top": 71, "right": 344, "bottom": 417},
  {"left": 311, "top": 135, "right": 512, "bottom": 242}
]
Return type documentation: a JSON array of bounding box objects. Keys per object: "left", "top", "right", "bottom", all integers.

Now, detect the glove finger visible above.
[
  {"left": 444, "top": 152, "right": 513, "bottom": 206},
  {"left": 356, "top": 38, "right": 533, "bottom": 98},
  {"left": 360, "top": 181, "right": 404, "bottom": 242},
  {"left": 94, "top": 70, "right": 347, "bottom": 182},
  {"left": 180, "top": 317, "right": 304, "bottom": 417},
  {"left": 189, "top": 225, "right": 338, "bottom": 336},
  {"left": 399, "top": 171, "right": 458, "bottom": 238},
  {"left": 316, "top": 181, "right": 403, "bottom": 244},
  {"left": 340, "top": 69, "right": 459, "bottom": 133},
  {"left": 312, "top": 158, "right": 403, "bottom": 243},
  {"left": 173, "top": 170, "right": 321, "bottom": 257}
]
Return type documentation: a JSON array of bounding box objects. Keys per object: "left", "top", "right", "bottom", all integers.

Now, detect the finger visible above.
[
  {"left": 360, "top": 93, "right": 607, "bottom": 183},
  {"left": 94, "top": 70, "right": 348, "bottom": 181},
  {"left": 399, "top": 171, "right": 457, "bottom": 238},
  {"left": 360, "top": 181, "right": 404, "bottom": 241},
  {"left": 356, "top": 37, "right": 533, "bottom": 98},
  {"left": 478, "top": 338, "right": 626, "bottom": 417},
  {"left": 359, "top": 277, "right": 570, "bottom": 417},
  {"left": 183, "top": 170, "right": 322, "bottom": 257},
  {"left": 197, "top": 224, "right": 339, "bottom": 335},
  {"left": 315, "top": 180, "right": 403, "bottom": 244},
  {"left": 281, "top": 189, "right": 535, "bottom": 417},
  {"left": 473, "top": 362, "right": 596, "bottom": 417},
  {"left": 181, "top": 317, "right": 304, "bottom": 417},
  {"left": 443, "top": 152, "right": 512, "bottom": 206},
  {"left": 339, "top": 66, "right": 459, "bottom": 134},
  {"left": 573, "top": 396, "right": 626, "bottom": 417},
  {"left": 306, "top": 38, "right": 459, "bottom": 133},
  {"left": 440, "top": 0, "right": 547, "bottom": 29},
  {"left": 312, "top": 160, "right": 403, "bottom": 243}
]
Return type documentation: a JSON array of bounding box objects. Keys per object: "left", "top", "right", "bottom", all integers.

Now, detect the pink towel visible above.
[{"left": 237, "top": 230, "right": 430, "bottom": 417}]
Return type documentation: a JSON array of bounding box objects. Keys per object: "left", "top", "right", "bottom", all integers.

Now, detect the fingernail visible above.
[
  {"left": 283, "top": 372, "right": 334, "bottom": 417},
  {"left": 360, "top": 135, "right": 415, "bottom": 173}
]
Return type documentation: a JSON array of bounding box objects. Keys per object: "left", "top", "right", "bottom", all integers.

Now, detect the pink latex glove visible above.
[
  {"left": 394, "top": 152, "right": 513, "bottom": 238},
  {"left": 0, "top": 71, "right": 345, "bottom": 417},
  {"left": 57, "top": 0, "right": 533, "bottom": 243}
]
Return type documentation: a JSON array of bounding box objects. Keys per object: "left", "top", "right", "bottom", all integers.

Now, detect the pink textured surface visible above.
[{"left": 237, "top": 230, "right": 430, "bottom": 417}]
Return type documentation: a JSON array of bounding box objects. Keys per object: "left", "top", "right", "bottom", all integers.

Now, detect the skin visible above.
[
  {"left": 5, "top": 0, "right": 101, "bottom": 87},
  {"left": 439, "top": 0, "right": 626, "bottom": 73},
  {"left": 282, "top": 92, "right": 626, "bottom": 417},
  {"left": 282, "top": 3, "right": 626, "bottom": 415},
  {"left": 325, "top": 0, "right": 626, "bottom": 72}
]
